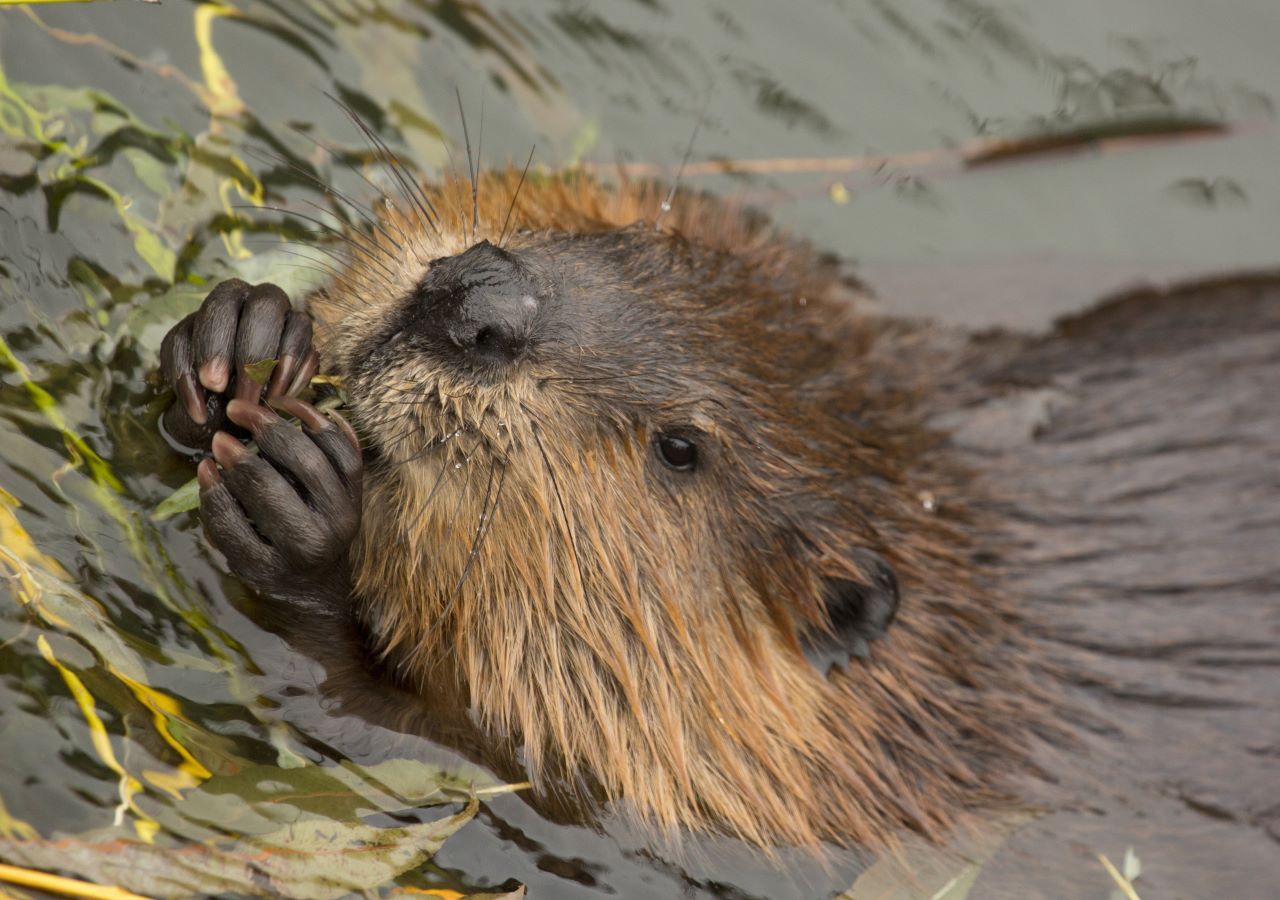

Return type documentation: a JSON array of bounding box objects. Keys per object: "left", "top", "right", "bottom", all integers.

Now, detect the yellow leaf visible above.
[
  {"left": 0, "top": 796, "right": 37, "bottom": 842},
  {"left": 115, "top": 669, "right": 214, "bottom": 785},
  {"left": 194, "top": 3, "right": 245, "bottom": 119},
  {"left": 35, "top": 636, "right": 157, "bottom": 843}
]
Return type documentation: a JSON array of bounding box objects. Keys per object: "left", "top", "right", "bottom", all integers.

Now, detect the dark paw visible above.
[
  {"left": 197, "top": 397, "right": 362, "bottom": 607},
  {"left": 159, "top": 279, "right": 317, "bottom": 452}
]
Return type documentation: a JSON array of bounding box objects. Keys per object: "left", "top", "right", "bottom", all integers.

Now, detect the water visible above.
[{"left": 1, "top": 1, "right": 1277, "bottom": 896}]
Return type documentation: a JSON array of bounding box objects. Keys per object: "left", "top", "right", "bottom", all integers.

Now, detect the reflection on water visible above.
[{"left": 1, "top": 1, "right": 1278, "bottom": 896}]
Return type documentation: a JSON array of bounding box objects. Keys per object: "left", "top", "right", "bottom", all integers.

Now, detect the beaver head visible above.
[{"left": 307, "top": 171, "right": 1042, "bottom": 850}]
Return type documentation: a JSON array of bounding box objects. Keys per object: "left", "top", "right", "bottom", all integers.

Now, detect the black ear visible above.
[{"left": 802, "top": 548, "right": 900, "bottom": 676}]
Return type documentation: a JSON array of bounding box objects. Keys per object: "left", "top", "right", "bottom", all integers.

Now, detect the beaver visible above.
[{"left": 161, "top": 169, "right": 1077, "bottom": 855}]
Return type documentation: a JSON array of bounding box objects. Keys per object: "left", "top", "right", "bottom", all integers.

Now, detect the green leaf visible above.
[
  {"left": 243, "top": 358, "right": 277, "bottom": 384},
  {"left": 0, "top": 799, "right": 479, "bottom": 900},
  {"left": 131, "top": 220, "right": 178, "bottom": 281},
  {"left": 174, "top": 759, "right": 525, "bottom": 836},
  {"left": 152, "top": 477, "right": 200, "bottom": 521}
]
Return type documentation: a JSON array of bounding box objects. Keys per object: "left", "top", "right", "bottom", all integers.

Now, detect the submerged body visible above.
[
  {"left": 159, "top": 172, "right": 1278, "bottom": 876},
  {"left": 955, "top": 275, "right": 1280, "bottom": 896}
]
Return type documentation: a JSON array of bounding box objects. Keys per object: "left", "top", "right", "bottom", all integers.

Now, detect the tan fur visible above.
[{"left": 307, "top": 170, "right": 1047, "bottom": 851}]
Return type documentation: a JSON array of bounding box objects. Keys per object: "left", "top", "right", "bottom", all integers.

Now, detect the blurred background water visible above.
[{"left": 1, "top": 1, "right": 1277, "bottom": 897}]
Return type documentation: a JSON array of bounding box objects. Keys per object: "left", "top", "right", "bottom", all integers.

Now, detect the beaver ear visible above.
[{"left": 801, "top": 548, "right": 900, "bottom": 676}]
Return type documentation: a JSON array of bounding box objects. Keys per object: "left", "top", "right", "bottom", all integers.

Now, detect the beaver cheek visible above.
[{"left": 802, "top": 549, "right": 901, "bottom": 676}]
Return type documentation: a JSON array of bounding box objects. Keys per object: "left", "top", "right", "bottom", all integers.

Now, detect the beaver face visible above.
[
  {"left": 340, "top": 217, "right": 900, "bottom": 651},
  {"left": 306, "top": 172, "right": 1037, "bottom": 849}
]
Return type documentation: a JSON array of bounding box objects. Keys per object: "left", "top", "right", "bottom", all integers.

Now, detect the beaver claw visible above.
[
  {"left": 196, "top": 396, "right": 363, "bottom": 610},
  {"left": 159, "top": 279, "right": 317, "bottom": 452}
]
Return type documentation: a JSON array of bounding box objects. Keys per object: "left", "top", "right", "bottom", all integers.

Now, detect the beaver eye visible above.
[{"left": 655, "top": 433, "right": 698, "bottom": 471}]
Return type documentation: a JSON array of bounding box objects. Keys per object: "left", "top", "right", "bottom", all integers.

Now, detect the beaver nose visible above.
[{"left": 416, "top": 240, "right": 540, "bottom": 363}]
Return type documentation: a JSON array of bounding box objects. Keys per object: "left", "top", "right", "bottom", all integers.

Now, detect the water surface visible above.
[{"left": 1, "top": 1, "right": 1277, "bottom": 896}]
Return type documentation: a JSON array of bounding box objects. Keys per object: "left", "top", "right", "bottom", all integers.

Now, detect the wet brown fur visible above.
[{"left": 305, "top": 170, "right": 1051, "bottom": 851}]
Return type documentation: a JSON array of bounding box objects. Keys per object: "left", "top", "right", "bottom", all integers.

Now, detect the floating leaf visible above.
[
  {"left": 153, "top": 477, "right": 200, "bottom": 521},
  {"left": 194, "top": 2, "right": 246, "bottom": 120},
  {"left": 841, "top": 812, "right": 1032, "bottom": 900},
  {"left": 1, "top": 489, "right": 230, "bottom": 801},
  {"left": 131, "top": 224, "right": 177, "bottom": 282},
  {"left": 173, "top": 759, "right": 525, "bottom": 836},
  {"left": 0, "top": 795, "right": 37, "bottom": 842},
  {"left": 37, "top": 635, "right": 157, "bottom": 842},
  {"left": 0, "top": 798, "right": 477, "bottom": 900},
  {"left": 1100, "top": 850, "right": 1142, "bottom": 900},
  {"left": 1122, "top": 847, "right": 1142, "bottom": 881}
]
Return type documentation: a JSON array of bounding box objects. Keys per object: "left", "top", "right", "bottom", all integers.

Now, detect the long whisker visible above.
[
  {"left": 244, "top": 143, "right": 398, "bottom": 250},
  {"left": 655, "top": 112, "right": 704, "bottom": 231},
  {"left": 371, "top": 422, "right": 433, "bottom": 473},
  {"left": 437, "top": 442, "right": 479, "bottom": 551},
  {"left": 499, "top": 145, "right": 536, "bottom": 247},
  {"left": 233, "top": 203, "right": 398, "bottom": 282},
  {"left": 539, "top": 373, "right": 648, "bottom": 385},
  {"left": 296, "top": 197, "right": 391, "bottom": 257},
  {"left": 455, "top": 458, "right": 505, "bottom": 595},
  {"left": 244, "top": 241, "right": 344, "bottom": 280},
  {"left": 326, "top": 90, "right": 442, "bottom": 236},
  {"left": 287, "top": 124, "right": 420, "bottom": 250},
  {"left": 475, "top": 88, "right": 485, "bottom": 235},
  {"left": 419, "top": 457, "right": 501, "bottom": 648},
  {"left": 455, "top": 86, "right": 479, "bottom": 241},
  {"left": 529, "top": 418, "right": 591, "bottom": 597},
  {"left": 267, "top": 260, "right": 341, "bottom": 282}
]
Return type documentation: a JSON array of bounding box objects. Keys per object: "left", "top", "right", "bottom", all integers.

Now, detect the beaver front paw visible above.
[
  {"left": 196, "top": 397, "right": 362, "bottom": 609},
  {"left": 159, "top": 279, "right": 317, "bottom": 452}
]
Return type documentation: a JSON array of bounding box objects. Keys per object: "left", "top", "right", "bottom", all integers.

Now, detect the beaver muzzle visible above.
[{"left": 410, "top": 239, "right": 543, "bottom": 367}]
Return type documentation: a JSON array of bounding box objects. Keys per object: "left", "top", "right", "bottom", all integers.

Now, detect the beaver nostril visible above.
[
  {"left": 474, "top": 325, "right": 497, "bottom": 349},
  {"left": 465, "top": 320, "right": 526, "bottom": 360}
]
